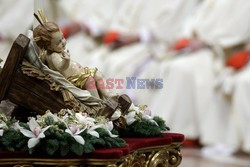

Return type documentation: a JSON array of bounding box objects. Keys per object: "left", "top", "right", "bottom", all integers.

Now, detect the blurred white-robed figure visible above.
[
  {"left": 227, "top": 64, "right": 250, "bottom": 153},
  {"left": 0, "top": 0, "right": 33, "bottom": 65},
  {"left": 88, "top": 0, "right": 199, "bottom": 99},
  {"left": 148, "top": 0, "right": 250, "bottom": 146},
  {"left": 35, "top": 0, "right": 125, "bottom": 67},
  {"left": 215, "top": 42, "right": 250, "bottom": 154},
  {"left": 55, "top": 0, "right": 125, "bottom": 68}
]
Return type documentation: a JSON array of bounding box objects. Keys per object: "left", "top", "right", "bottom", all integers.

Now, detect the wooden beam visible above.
[{"left": 0, "top": 34, "right": 30, "bottom": 101}]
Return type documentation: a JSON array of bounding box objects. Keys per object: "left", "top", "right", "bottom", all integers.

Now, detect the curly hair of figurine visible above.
[{"left": 33, "top": 22, "right": 60, "bottom": 51}]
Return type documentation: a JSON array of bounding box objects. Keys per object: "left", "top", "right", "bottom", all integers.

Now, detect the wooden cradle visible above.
[
  {"left": 0, "top": 34, "right": 114, "bottom": 117},
  {"left": 0, "top": 34, "right": 68, "bottom": 115}
]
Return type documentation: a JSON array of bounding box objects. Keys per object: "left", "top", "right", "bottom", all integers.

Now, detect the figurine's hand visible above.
[{"left": 62, "top": 50, "right": 70, "bottom": 59}]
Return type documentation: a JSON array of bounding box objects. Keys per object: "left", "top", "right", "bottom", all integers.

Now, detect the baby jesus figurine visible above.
[{"left": 33, "top": 21, "right": 131, "bottom": 118}]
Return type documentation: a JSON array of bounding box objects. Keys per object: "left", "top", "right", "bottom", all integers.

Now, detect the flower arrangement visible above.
[
  {"left": 0, "top": 105, "right": 169, "bottom": 156},
  {"left": 0, "top": 110, "right": 126, "bottom": 156},
  {"left": 119, "top": 104, "right": 170, "bottom": 137}
]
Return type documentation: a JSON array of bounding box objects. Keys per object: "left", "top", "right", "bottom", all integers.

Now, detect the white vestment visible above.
[
  {"left": 0, "top": 0, "right": 33, "bottom": 65},
  {"left": 226, "top": 65, "right": 250, "bottom": 153},
  {"left": 53, "top": 0, "right": 124, "bottom": 68},
  {"left": 87, "top": 0, "right": 199, "bottom": 98},
  {"left": 140, "top": 0, "right": 250, "bottom": 145}
]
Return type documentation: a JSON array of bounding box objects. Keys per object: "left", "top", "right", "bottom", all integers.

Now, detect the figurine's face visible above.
[{"left": 50, "top": 31, "right": 66, "bottom": 53}]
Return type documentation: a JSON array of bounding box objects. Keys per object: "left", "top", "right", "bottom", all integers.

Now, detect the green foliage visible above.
[
  {"left": 153, "top": 116, "right": 170, "bottom": 131},
  {"left": 32, "top": 127, "right": 71, "bottom": 156},
  {"left": 103, "top": 136, "right": 126, "bottom": 148},
  {"left": 82, "top": 140, "right": 95, "bottom": 154},
  {"left": 46, "top": 139, "right": 59, "bottom": 155},
  {"left": 60, "top": 140, "right": 70, "bottom": 156},
  {"left": 0, "top": 129, "right": 28, "bottom": 151},
  {"left": 26, "top": 126, "right": 126, "bottom": 157},
  {"left": 44, "top": 116, "right": 55, "bottom": 125},
  {"left": 95, "top": 128, "right": 126, "bottom": 148},
  {"left": 70, "top": 141, "right": 84, "bottom": 156},
  {"left": 55, "top": 121, "right": 67, "bottom": 130},
  {"left": 118, "top": 118, "right": 169, "bottom": 137},
  {"left": 5, "top": 118, "right": 17, "bottom": 127},
  {"left": 0, "top": 110, "right": 154, "bottom": 157},
  {"left": 19, "top": 122, "right": 29, "bottom": 129},
  {"left": 0, "top": 110, "right": 169, "bottom": 157}
]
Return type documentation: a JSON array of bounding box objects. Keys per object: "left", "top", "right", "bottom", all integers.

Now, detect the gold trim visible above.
[
  {"left": 168, "top": 148, "right": 182, "bottom": 167},
  {"left": 0, "top": 142, "right": 183, "bottom": 167},
  {"left": 119, "top": 151, "right": 146, "bottom": 167},
  {"left": 37, "top": 9, "right": 48, "bottom": 24}
]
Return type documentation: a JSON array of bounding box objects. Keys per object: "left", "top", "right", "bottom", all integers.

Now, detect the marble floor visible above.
[{"left": 180, "top": 148, "right": 250, "bottom": 167}]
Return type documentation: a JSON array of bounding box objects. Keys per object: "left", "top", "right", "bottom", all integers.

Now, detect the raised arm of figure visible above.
[{"left": 48, "top": 52, "right": 70, "bottom": 72}]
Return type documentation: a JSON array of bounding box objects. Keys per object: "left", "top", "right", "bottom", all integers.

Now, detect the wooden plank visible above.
[
  {"left": 0, "top": 34, "right": 30, "bottom": 101},
  {"left": 13, "top": 69, "right": 66, "bottom": 108},
  {"left": 0, "top": 34, "right": 68, "bottom": 115},
  {"left": 7, "top": 81, "right": 65, "bottom": 115}
]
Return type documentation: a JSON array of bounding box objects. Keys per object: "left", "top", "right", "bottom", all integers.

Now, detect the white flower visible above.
[
  {"left": 87, "top": 125, "right": 101, "bottom": 138},
  {"left": 66, "top": 109, "right": 73, "bottom": 116},
  {"left": 45, "top": 111, "right": 59, "bottom": 122},
  {"left": 127, "top": 104, "right": 158, "bottom": 126},
  {"left": 75, "top": 112, "right": 95, "bottom": 126},
  {"left": 12, "top": 121, "right": 22, "bottom": 131},
  {"left": 128, "top": 103, "right": 140, "bottom": 113},
  {"left": 0, "top": 122, "right": 7, "bottom": 136},
  {"left": 75, "top": 112, "right": 100, "bottom": 138},
  {"left": 142, "top": 114, "right": 158, "bottom": 126},
  {"left": 124, "top": 111, "right": 136, "bottom": 125},
  {"left": 100, "top": 121, "right": 118, "bottom": 138},
  {"left": 111, "top": 109, "right": 122, "bottom": 121},
  {"left": 143, "top": 109, "right": 152, "bottom": 116},
  {"left": 61, "top": 113, "right": 69, "bottom": 122},
  {"left": 65, "top": 125, "right": 85, "bottom": 145},
  {"left": 20, "top": 118, "right": 50, "bottom": 148}
]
